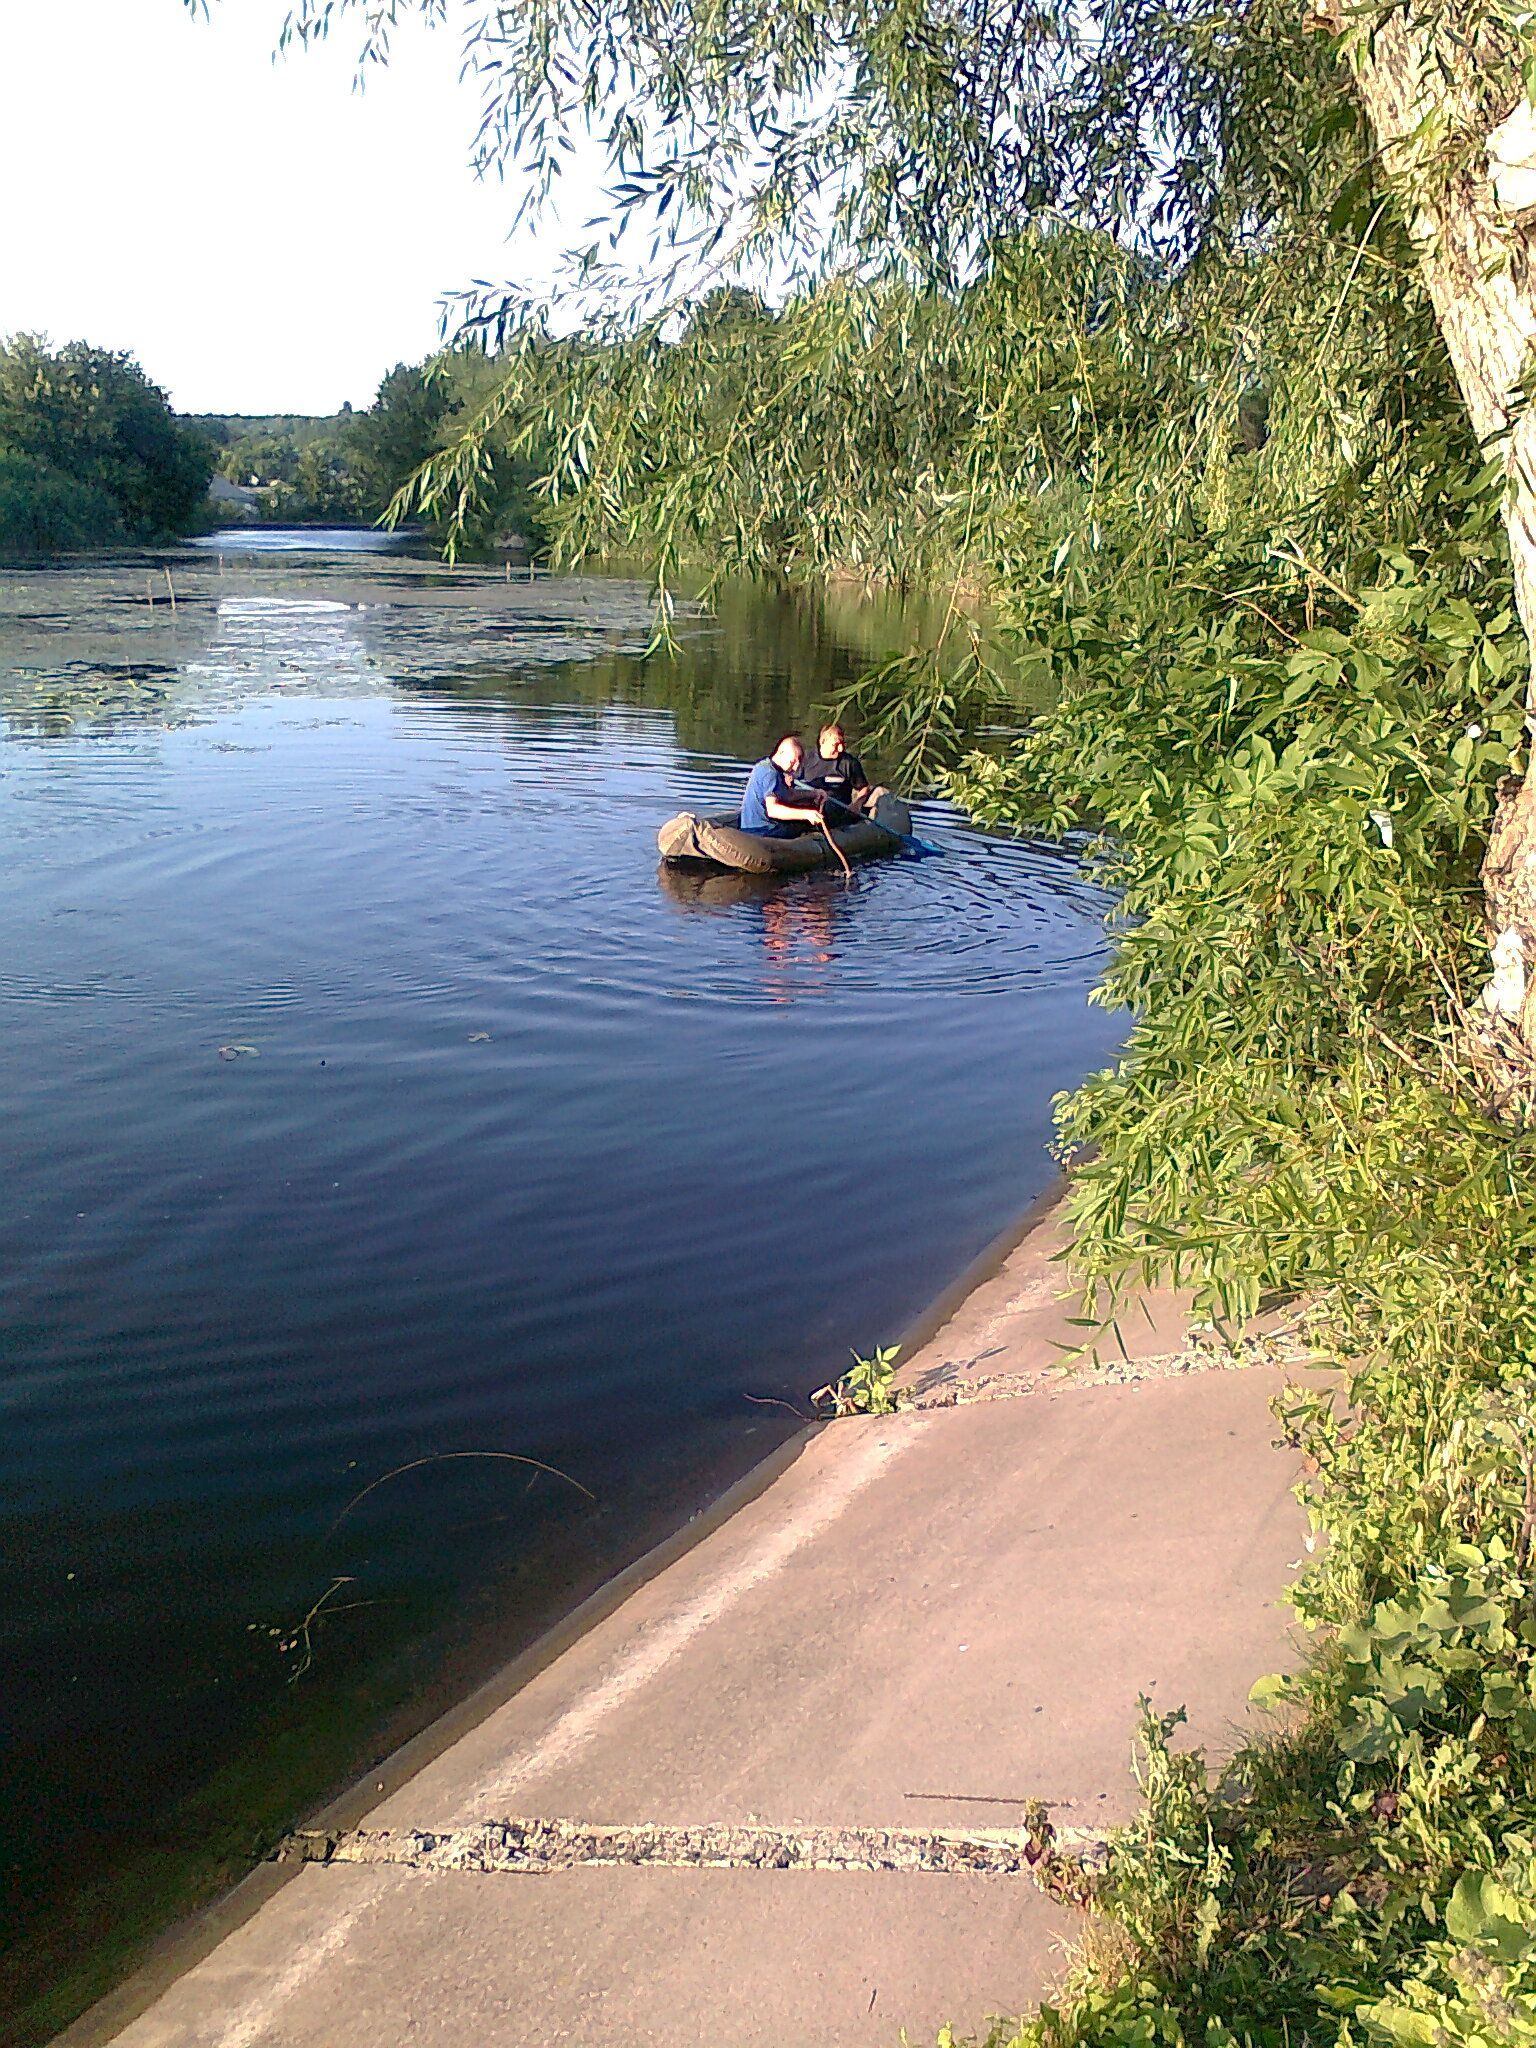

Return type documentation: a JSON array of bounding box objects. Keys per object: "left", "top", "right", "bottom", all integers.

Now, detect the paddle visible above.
[
  {"left": 815, "top": 806, "right": 855, "bottom": 881},
  {"left": 815, "top": 791, "right": 942, "bottom": 873},
  {"left": 864, "top": 795, "right": 943, "bottom": 861},
  {"left": 891, "top": 828, "right": 944, "bottom": 860}
]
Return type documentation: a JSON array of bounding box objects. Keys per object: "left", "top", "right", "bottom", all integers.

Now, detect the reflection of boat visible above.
[
  {"left": 656, "top": 860, "right": 842, "bottom": 1004},
  {"left": 657, "top": 864, "right": 785, "bottom": 910},
  {"left": 658, "top": 793, "right": 913, "bottom": 873}
]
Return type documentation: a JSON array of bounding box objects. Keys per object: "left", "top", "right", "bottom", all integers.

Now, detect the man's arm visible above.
[{"left": 765, "top": 788, "right": 825, "bottom": 822}]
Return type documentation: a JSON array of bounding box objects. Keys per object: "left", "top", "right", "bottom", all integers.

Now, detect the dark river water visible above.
[{"left": 0, "top": 532, "right": 1121, "bottom": 2040}]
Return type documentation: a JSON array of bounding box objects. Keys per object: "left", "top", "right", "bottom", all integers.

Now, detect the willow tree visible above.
[{"left": 1317, "top": 8, "right": 1536, "bottom": 1040}]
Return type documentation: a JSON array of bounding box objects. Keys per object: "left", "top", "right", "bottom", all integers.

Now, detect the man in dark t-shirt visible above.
[{"left": 801, "top": 723, "right": 874, "bottom": 821}]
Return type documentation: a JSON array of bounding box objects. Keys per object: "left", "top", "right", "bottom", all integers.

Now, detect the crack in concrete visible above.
[
  {"left": 276, "top": 1815, "right": 1114, "bottom": 1878},
  {"left": 905, "top": 1333, "right": 1307, "bottom": 1411}
]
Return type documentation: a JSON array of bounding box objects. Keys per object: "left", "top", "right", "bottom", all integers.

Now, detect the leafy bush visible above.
[
  {"left": 913, "top": 395, "right": 1536, "bottom": 2048},
  {"left": 0, "top": 334, "right": 211, "bottom": 553},
  {"left": 0, "top": 450, "right": 122, "bottom": 554}
]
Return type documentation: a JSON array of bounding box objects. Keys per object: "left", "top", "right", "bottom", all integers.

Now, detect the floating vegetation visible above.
[{"left": 0, "top": 544, "right": 667, "bottom": 741}]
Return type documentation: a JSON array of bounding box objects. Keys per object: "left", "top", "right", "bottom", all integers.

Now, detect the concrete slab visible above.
[
  {"left": 111, "top": 1861, "right": 1079, "bottom": 2048},
  {"left": 897, "top": 1205, "right": 1210, "bottom": 1402},
  {"left": 367, "top": 1363, "right": 1301, "bottom": 1836}
]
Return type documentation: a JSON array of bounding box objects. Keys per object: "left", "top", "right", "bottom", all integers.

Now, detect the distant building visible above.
[{"left": 207, "top": 475, "right": 261, "bottom": 518}]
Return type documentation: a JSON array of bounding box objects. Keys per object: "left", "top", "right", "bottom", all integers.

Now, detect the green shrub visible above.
[
  {"left": 0, "top": 449, "right": 122, "bottom": 555},
  {"left": 0, "top": 334, "right": 211, "bottom": 550}
]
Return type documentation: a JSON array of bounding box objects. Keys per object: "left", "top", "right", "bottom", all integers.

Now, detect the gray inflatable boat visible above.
[{"left": 658, "top": 793, "right": 913, "bottom": 873}]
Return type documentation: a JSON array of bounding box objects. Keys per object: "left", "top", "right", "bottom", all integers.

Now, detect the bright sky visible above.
[{"left": 0, "top": 0, "right": 595, "bottom": 414}]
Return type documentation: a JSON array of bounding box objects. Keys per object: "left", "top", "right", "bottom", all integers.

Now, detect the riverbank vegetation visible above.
[
  {"left": 194, "top": 349, "right": 548, "bottom": 544},
  {"left": 0, "top": 336, "right": 213, "bottom": 556},
  {"left": 0, "top": 333, "right": 545, "bottom": 559},
  {"left": 196, "top": 406, "right": 371, "bottom": 524},
  {"left": 268, "top": 0, "right": 1536, "bottom": 2040}
]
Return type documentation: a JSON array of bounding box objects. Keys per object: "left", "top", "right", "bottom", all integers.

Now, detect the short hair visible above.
[
  {"left": 772, "top": 732, "right": 803, "bottom": 753},
  {"left": 818, "top": 722, "right": 845, "bottom": 746}
]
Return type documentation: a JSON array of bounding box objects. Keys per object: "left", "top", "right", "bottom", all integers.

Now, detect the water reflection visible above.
[
  {"left": 187, "top": 592, "right": 377, "bottom": 702},
  {"left": 759, "top": 887, "right": 840, "bottom": 1003},
  {"left": 186, "top": 526, "right": 408, "bottom": 555},
  {"left": 657, "top": 864, "right": 782, "bottom": 912},
  {"left": 658, "top": 862, "right": 845, "bottom": 1005}
]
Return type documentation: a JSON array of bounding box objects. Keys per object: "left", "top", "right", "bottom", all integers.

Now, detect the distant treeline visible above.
[
  {"left": 192, "top": 350, "right": 546, "bottom": 548},
  {"left": 0, "top": 333, "right": 546, "bottom": 560}
]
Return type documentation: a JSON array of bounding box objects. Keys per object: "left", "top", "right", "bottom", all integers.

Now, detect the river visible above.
[{"left": 0, "top": 530, "right": 1122, "bottom": 2041}]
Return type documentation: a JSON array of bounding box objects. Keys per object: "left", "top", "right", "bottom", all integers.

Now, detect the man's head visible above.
[
  {"left": 818, "top": 723, "right": 846, "bottom": 757},
  {"left": 771, "top": 734, "right": 805, "bottom": 775}
]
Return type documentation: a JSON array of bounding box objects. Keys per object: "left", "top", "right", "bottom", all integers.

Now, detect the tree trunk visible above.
[{"left": 1317, "top": 5, "right": 1536, "bottom": 1041}]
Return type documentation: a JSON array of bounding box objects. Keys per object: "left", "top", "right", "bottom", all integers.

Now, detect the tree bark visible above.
[{"left": 1317, "top": 4, "right": 1536, "bottom": 1039}]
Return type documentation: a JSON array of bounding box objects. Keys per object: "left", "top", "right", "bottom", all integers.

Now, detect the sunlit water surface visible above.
[{"left": 0, "top": 532, "right": 1122, "bottom": 2034}]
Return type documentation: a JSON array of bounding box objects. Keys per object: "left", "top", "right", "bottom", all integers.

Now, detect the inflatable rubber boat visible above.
[{"left": 658, "top": 792, "right": 913, "bottom": 874}]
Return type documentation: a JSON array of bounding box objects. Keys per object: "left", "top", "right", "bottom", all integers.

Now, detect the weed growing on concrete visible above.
[{"left": 811, "top": 1344, "right": 904, "bottom": 1417}]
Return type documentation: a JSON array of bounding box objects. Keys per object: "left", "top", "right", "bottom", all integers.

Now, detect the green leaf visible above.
[{"left": 1443, "top": 1871, "right": 1534, "bottom": 1962}]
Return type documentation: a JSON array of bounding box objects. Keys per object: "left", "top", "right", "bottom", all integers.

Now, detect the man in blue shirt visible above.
[{"left": 739, "top": 735, "right": 829, "bottom": 836}]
